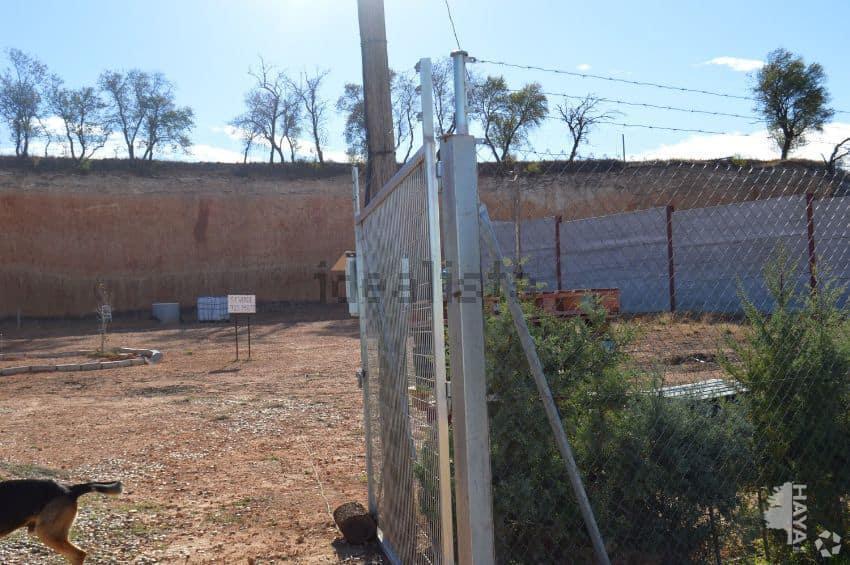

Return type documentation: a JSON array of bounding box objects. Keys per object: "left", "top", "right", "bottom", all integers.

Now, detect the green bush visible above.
[
  {"left": 484, "top": 297, "right": 752, "bottom": 563},
  {"left": 725, "top": 255, "right": 850, "bottom": 558},
  {"left": 413, "top": 251, "right": 848, "bottom": 563}
]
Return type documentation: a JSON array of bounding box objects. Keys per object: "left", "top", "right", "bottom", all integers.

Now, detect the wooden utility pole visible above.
[{"left": 357, "top": 0, "right": 396, "bottom": 204}]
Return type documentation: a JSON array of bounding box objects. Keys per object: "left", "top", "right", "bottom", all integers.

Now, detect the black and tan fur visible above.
[{"left": 0, "top": 479, "right": 122, "bottom": 564}]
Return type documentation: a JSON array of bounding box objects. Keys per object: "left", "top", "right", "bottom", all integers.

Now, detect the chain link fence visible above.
[{"left": 477, "top": 156, "right": 850, "bottom": 563}]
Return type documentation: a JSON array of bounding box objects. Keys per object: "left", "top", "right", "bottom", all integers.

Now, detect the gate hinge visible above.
[{"left": 356, "top": 368, "right": 366, "bottom": 389}]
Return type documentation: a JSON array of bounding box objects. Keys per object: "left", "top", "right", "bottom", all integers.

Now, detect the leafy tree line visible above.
[
  {"left": 0, "top": 48, "right": 194, "bottom": 162},
  {"left": 3, "top": 47, "right": 846, "bottom": 169}
]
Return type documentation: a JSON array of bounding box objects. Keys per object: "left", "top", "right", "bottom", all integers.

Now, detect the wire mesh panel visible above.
[
  {"left": 356, "top": 148, "right": 452, "bottom": 564},
  {"left": 478, "top": 158, "right": 850, "bottom": 563}
]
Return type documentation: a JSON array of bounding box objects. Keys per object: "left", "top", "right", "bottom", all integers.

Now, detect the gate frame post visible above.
[
  {"left": 440, "top": 49, "right": 496, "bottom": 565},
  {"left": 419, "top": 56, "right": 456, "bottom": 565},
  {"left": 351, "top": 167, "right": 377, "bottom": 515}
]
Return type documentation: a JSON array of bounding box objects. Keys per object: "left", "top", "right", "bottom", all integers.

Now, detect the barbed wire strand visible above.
[
  {"left": 526, "top": 90, "right": 761, "bottom": 121},
  {"left": 479, "top": 58, "right": 850, "bottom": 115},
  {"left": 540, "top": 117, "right": 753, "bottom": 136},
  {"left": 442, "top": 0, "right": 462, "bottom": 51}
]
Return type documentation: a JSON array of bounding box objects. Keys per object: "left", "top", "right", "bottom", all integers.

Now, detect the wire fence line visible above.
[
  {"left": 479, "top": 159, "right": 850, "bottom": 314},
  {"left": 354, "top": 53, "right": 850, "bottom": 564},
  {"left": 475, "top": 57, "right": 850, "bottom": 117},
  {"left": 475, "top": 156, "right": 850, "bottom": 563}
]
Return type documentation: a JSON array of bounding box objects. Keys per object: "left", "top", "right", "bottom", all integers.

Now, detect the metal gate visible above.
[{"left": 352, "top": 59, "right": 453, "bottom": 565}]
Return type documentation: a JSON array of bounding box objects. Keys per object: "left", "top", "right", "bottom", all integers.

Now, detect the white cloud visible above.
[
  {"left": 211, "top": 125, "right": 350, "bottom": 162},
  {"left": 703, "top": 56, "right": 764, "bottom": 72},
  {"left": 633, "top": 122, "right": 850, "bottom": 162},
  {"left": 185, "top": 144, "right": 245, "bottom": 163},
  {"left": 576, "top": 63, "right": 592, "bottom": 72}
]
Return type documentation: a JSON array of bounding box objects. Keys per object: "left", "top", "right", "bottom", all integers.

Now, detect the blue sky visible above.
[{"left": 1, "top": 0, "right": 848, "bottom": 162}]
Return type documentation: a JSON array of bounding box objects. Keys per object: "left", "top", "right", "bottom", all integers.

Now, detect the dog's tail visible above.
[{"left": 68, "top": 481, "right": 123, "bottom": 499}]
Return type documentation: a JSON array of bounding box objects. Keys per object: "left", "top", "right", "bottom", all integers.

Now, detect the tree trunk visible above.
[
  {"left": 781, "top": 134, "right": 792, "bottom": 160},
  {"left": 313, "top": 123, "right": 323, "bottom": 163},
  {"left": 569, "top": 138, "right": 580, "bottom": 162}
]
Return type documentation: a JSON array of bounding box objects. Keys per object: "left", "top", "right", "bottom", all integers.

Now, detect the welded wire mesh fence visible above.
[
  {"left": 355, "top": 149, "right": 452, "bottom": 564},
  {"left": 477, "top": 156, "right": 850, "bottom": 563}
]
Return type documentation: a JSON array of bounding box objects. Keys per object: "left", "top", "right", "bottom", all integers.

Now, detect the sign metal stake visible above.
[{"left": 228, "top": 295, "right": 256, "bottom": 361}]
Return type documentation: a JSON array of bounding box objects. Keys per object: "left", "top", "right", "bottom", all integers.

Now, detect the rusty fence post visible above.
[
  {"left": 806, "top": 193, "right": 818, "bottom": 292},
  {"left": 555, "top": 215, "right": 562, "bottom": 292},
  {"left": 666, "top": 205, "right": 676, "bottom": 313}
]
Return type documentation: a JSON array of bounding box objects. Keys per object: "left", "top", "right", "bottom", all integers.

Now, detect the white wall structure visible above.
[
  {"left": 672, "top": 196, "right": 809, "bottom": 313},
  {"left": 484, "top": 194, "right": 847, "bottom": 315},
  {"left": 813, "top": 195, "right": 850, "bottom": 304},
  {"left": 560, "top": 208, "right": 671, "bottom": 313},
  {"left": 483, "top": 218, "right": 558, "bottom": 292}
]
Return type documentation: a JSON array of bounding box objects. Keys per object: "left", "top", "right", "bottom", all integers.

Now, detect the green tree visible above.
[
  {"left": 138, "top": 87, "right": 194, "bottom": 160},
  {"left": 471, "top": 76, "right": 548, "bottom": 168},
  {"left": 99, "top": 69, "right": 193, "bottom": 160},
  {"left": 48, "top": 80, "right": 111, "bottom": 163},
  {"left": 725, "top": 253, "right": 850, "bottom": 557},
  {"left": 336, "top": 70, "right": 420, "bottom": 163},
  {"left": 753, "top": 48, "right": 834, "bottom": 160},
  {"left": 0, "top": 48, "right": 49, "bottom": 157}
]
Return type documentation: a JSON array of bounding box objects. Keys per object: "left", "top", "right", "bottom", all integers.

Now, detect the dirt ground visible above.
[
  {"left": 0, "top": 305, "right": 383, "bottom": 564},
  {"left": 0, "top": 304, "right": 747, "bottom": 563},
  {"left": 623, "top": 312, "right": 746, "bottom": 385}
]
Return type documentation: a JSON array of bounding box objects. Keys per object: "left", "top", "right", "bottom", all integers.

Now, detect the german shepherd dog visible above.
[{"left": 0, "top": 479, "right": 123, "bottom": 564}]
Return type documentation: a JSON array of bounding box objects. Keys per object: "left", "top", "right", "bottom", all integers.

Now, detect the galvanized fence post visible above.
[
  {"left": 441, "top": 50, "right": 496, "bottom": 565},
  {"left": 351, "top": 167, "right": 377, "bottom": 515},
  {"left": 419, "top": 57, "right": 456, "bottom": 564}
]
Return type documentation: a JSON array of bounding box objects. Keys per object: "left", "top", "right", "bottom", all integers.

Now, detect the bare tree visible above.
[
  {"left": 233, "top": 121, "right": 260, "bottom": 164},
  {"left": 823, "top": 137, "right": 850, "bottom": 174},
  {"left": 94, "top": 281, "right": 112, "bottom": 354},
  {"left": 291, "top": 70, "right": 330, "bottom": 163},
  {"left": 278, "top": 92, "right": 302, "bottom": 162},
  {"left": 431, "top": 58, "right": 455, "bottom": 136},
  {"left": 391, "top": 70, "right": 419, "bottom": 162},
  {"left": 230, "top": 91, "right": 274, "bottom": 163},
  {"left": 557, "top": 95, "right": 619, "bottom": 162},
  {"left": 0, "top": 48, "right": 49, "bottom": 157},
  {"left": 48, "top": 78, "right": 111, "bottom": 162},
  {"left": 231, "top": 58, "right": 302, "bottom": 164}
]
